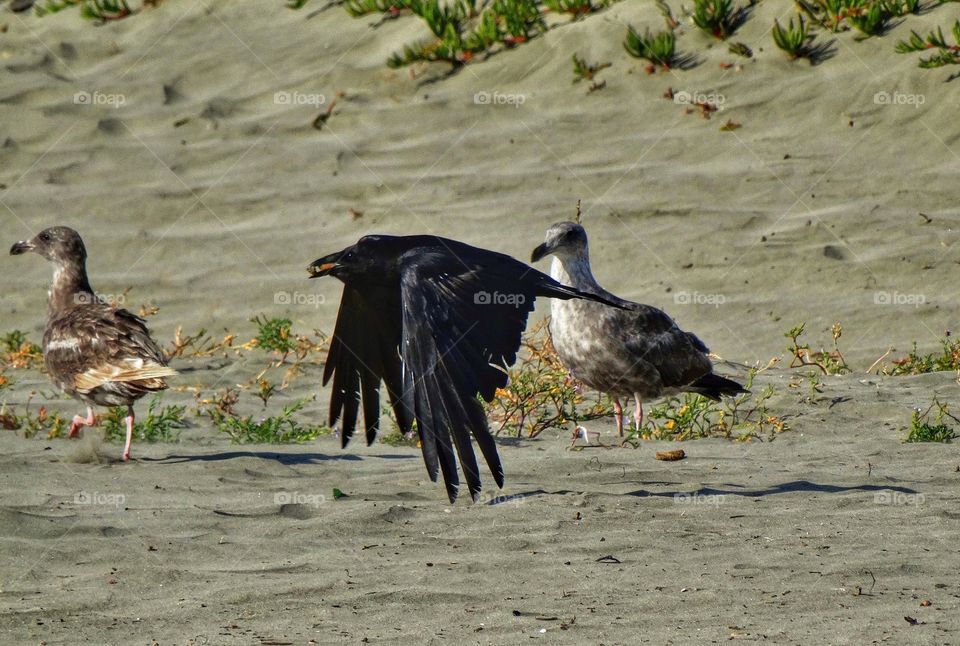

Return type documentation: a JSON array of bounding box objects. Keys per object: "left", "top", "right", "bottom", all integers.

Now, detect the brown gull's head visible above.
[{"left": 10, "top": 226, "right": 87, "bottom": 266}]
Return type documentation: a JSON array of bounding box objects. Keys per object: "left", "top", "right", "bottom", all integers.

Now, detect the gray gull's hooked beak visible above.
[{"left": 530, "top": 242, "right": 552, "bottom": 263}]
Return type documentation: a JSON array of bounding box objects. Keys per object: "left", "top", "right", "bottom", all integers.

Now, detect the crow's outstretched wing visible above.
[
  {"left": 321, "top": 236, "right": 623, "bottom": 503},
  {"left": 398, "top": 248, "right": 569, "bottom": 503},
  {"left": 323, "top": 286, "right": 412, "bottom": 446}
]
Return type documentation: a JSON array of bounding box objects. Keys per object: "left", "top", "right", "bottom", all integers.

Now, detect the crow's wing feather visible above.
[
  {"left": 323, "top": 286, "right": 411, "bottom": 446},
  {"left": 398, "top": 249, "right": 553, "bottom": 502}
]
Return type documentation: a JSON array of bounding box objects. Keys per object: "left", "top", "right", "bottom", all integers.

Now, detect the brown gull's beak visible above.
[{"left": 10, "top": 240, "right": 34, "bottom": 255}]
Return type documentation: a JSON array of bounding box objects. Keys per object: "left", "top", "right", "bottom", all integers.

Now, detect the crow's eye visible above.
[
  {"left": 343, "top": 251, "right": 355, "bottom": 261},
  {"left": 39, "top": 232, "right": 51, "bottom": 242}
]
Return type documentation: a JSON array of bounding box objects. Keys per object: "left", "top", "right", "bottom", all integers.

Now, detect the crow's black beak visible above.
[
  {"left": 10, "top": 240, "right": 34, "bottom": 256},
  {"left": 307, "top": 251, "right": 342, "bottom": 278},
  {"left": 530, "top": 242, "right": 551, "bottom": 263}
]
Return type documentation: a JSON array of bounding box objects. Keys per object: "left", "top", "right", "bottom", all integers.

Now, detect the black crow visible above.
[
  {"left": 11, "top": 227, "right": 177, "bottom": 460},
  {"left": 308, "top": 234, "right": 622, "bottom": 503},
  {"left": 531, "top": 222, "right": 744, "bottom": 437}
]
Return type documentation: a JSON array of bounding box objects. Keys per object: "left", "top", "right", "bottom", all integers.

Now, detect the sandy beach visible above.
[{"left": 1, "top": 0, "right": 959, "bottom": 642}]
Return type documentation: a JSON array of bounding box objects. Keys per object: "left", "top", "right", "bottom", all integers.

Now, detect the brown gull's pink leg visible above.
[
  {"left": 613, "top": 398, "right": 624, "bottom": 437},
  {"left": 122, "top": 406, "right": 134, "bottom": 461},
  {"left": 69, "top": 406, "right": 95, "bottom": 438},
  {"left": 633, "top": 393, "right": 644, "bottom": 432}
]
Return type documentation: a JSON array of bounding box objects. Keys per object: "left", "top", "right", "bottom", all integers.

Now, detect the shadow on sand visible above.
[
  {"left": 143, "top": 451, "right": 416, "bottom": 466},
  {"left": 634, "top": 479, "right": 922, "bottom": 498},
  {"left": 499, "top": 480, "right": 921, "bottom": 502}
]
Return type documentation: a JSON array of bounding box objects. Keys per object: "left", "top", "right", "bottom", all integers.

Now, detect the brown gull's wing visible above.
[{"left": 43, "top": 305, "right": 176, "bottom": 397}]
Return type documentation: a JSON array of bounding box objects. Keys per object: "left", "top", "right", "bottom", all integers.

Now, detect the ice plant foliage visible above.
[
  {"left": 896, "top": 20, "right": 960, "bottom": 70},
  {"left": 623, "top": 26, "right": 678, "bottom": 68}
]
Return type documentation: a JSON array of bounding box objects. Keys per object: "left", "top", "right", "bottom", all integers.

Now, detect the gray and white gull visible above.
[{"left": 531, "top": 221, "right": 744, "bottom": 437}]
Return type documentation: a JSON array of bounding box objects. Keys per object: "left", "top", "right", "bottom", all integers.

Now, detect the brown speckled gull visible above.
[{"left": 10, "top": 226, "right": 176, "bottom": 461}]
